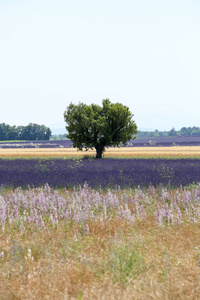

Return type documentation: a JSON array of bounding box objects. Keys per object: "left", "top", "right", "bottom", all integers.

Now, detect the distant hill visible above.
[{"left": 48, "top": 122, "right": 66, "bottom": 135}]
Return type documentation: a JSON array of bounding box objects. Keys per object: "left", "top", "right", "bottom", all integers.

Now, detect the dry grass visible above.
[
  {"left": 1, "top": 185, "right": 200, "bottom": 299},
  {"left": 1, "top": 218, "right": 200, "bottom": 299},
  {"left": 0, "top": 146, "right": 200, "bottom": 158}
]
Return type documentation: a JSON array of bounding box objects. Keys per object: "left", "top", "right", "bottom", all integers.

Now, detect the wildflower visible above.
[
  {"left": 113, "top": 232, "right": 117, "bottom": 242},
  {"left": 25, "top": 248, "right": 34, "bottom": 261},
  {"left": 0, "top": 251, "right": 4, "bottom": 258},
  {"left": 85, "top": 224, "right": 89, "bottom": 236},
  {"left": 74, "top": 229, "right": 79, "bottom": 242},
  {"left": 28, "top": 248, "right": 32, "bottom": 259}
]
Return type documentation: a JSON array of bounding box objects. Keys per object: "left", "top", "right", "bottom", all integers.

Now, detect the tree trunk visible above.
[{"left": 95, "top": 146, "right": 104, "bottom": 159}]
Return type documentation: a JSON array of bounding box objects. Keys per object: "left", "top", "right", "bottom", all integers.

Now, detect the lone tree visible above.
[{"left": 64, "top": 99, "right": 138, "bottom": 158}]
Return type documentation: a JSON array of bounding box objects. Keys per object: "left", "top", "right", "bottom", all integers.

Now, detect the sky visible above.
[{"left": 0, "top": 0, "right": 200, "bottom": 134}]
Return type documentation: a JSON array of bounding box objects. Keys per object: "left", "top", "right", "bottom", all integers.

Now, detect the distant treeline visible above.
[
  {"left": 51, "top": 127, "right": 200, "bottom": 140},
  {"left": 137, "top": 127, "right": 200, "bottom": 138},
  {"left": 51, "top": 134, "right": 67, "bottom": 140},
  {"left": 0, "top": 123, "right": 52, "bottom": 141},
  {"left": 1, "top": 124, "right": 200, "bottom": 141}
]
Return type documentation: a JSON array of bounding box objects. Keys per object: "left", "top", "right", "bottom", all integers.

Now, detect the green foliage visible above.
[
  {"left": 0, "top": 123, "right": 18, "bottom": 140},
  {"left": 50, "top": 134, "right": 68, "bottom": 140},
  {"left": 64, "top": 99, "right": 138, "bottom": 158},
  {"left": 19, "top": 123, "right": 52, "bottom": 140},
  {"left": 137, "top": 126, "right": 200, "bottom": 138},
  {"left": 35, "top": 163, "right": 51, "bottom": 174},
  {"left": 103, "top": 240, "right": 145, "bottom": 284},
  {"left": 8, "top": 240, "right": 25, "bottom": 276},
  {"left": 0, "top": 123, "right": 51, "bottom": 141}
]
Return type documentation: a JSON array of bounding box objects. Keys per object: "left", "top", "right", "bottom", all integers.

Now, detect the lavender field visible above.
[
  {"left": 1, "top": 140, "right": 200, "bottom": 298},
  {"left": 1, "top": 135, "right": 200, "bottom": 148},
  {"left": 0, "top": 158, "right": 200, "bottom": 189}
]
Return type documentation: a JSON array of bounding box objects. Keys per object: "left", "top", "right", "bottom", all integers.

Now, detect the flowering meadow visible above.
[{"left": 0, "top": 182, "right": 200, "bottom": 299}]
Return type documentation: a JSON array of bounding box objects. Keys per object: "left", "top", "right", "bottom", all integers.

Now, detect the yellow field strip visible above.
[{"left": 0, "top": 146, "right": 200, "bottom": 157}]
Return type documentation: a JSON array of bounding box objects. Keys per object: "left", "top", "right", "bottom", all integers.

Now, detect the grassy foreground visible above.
[{"left": 0, "top": 183, "right": 200, "bottom": 299}]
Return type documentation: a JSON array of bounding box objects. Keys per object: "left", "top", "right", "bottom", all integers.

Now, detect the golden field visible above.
[
  {"left": 0, "top": 146, "right": 200, "bottom": 157},
  {"left": 1, "top": 213, "right": 200, "bottom": 299}
]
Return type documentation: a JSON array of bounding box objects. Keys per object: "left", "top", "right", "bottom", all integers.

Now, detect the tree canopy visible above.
[
  {"left": 64, "top": 99, "right": 138, "bottom": 158},
  {"left": 0, "top": 123, "right": 51, "bottom": 141}
]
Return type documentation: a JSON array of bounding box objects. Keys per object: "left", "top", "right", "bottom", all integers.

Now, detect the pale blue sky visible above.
[{"left": 0, "top": 0, "right": 200, "bottom": 133}]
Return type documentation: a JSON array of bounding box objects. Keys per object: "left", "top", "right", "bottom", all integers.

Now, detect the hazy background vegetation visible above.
[
  {"left": 1, "top": 122, "right": 200, "bottom": 141},
  {"left": 0, "top": 123, "right": 51, "bottom": 141}
]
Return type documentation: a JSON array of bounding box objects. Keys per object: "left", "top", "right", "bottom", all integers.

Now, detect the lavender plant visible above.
[
  {"left": 1, "top": 135, "right": 200, "bottom": 148},
  {"left": 1, "top": 182, "right": 200, "bottom": 232},
  {"left": 1, "top": 158, "right": 200, "bottom": 189}
]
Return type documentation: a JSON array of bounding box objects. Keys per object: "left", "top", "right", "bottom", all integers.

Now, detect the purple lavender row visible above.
[
  {"left": 0, "top": 158, "right": 200, "bottom": 189},
  {"left": 1, "top": 135, "right": 200, "bottom": 148},
  {"left": 0, "top": 140, "right": 73, "bottom": 148}
]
